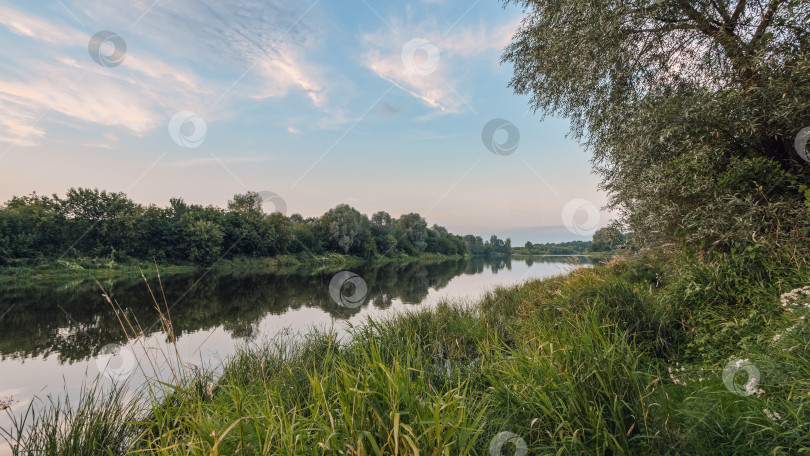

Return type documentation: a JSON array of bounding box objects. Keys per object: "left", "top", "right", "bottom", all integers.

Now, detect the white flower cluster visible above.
[
  {"left": 772, "top": 286, "right": 810, "bottom": 343},
  {"left": 780, "top": 285, "right": 810, "bottom": 311},
  {"left": 668, "top": 364, "right": 687, "bottom": 385},
  {"left": 763, "top": 408, "right": 782, "bottom": 422},
  {"left": 748, "top": 385, "right": 766, "bottom": 397},
  {"left": 667, "top": 363, "right": 708, "bottom": 386},
  {"left": 724, "top": 358, "right": 765, "bottom": 397}
]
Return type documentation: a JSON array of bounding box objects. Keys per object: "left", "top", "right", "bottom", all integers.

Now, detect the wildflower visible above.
[{"left": 763, "top": 409, "right": 782, "bottom": 422}]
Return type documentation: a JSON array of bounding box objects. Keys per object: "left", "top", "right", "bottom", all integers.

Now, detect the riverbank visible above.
[
  {"left": 511, "top": 250, "right": 621, "bottom": 260},
  {"left": 3, "top": 248, "right": 808, "bottom": 454},
  {"left": 0, "top": 252, "right": 472, "bottom": 283}
]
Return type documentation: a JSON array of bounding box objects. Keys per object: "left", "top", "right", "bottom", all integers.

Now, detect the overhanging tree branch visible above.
[{"left": 749, "top": 0, "right": 782, "bottom": 48}]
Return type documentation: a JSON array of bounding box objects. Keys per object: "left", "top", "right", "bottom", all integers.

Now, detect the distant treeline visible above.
[
  {"left": 514, "top": 240, "right": 592, "bottom": 255},
  {"left": 514, "top": 227, "right": 631, "bottom": 255},
  {"left": 0, "top": 189, "right": 513, "bottom": 267}
]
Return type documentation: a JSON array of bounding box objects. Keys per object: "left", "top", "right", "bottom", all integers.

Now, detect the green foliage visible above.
[
  {"left": 588, "top": 226, "right": 626, "bottom": 252},
  {"left": 503, "top": 0, "right": 810, "bottom": 251},
  {"left": 396, "top": 213, "right": 429, "bottom": 253},
  {"left": 186, "top": 220, "right": 224, "bottom": 267},
  {"left": 513, "top": 240, "right": 592, "bottom": 255},
  {"left": 462, "top": 234, "right": 512, "bottom": 257},
  {"left": 318, "top": 204, "right": 365, "bottom": 254},
  {"left": 226, "top": 191, "right": 264, "bottom": 215},
  {"left": 0, "top": 189, "right": 526, "bottom": 269}
]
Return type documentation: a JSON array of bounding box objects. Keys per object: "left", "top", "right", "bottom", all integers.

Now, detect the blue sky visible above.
[{"left": 0, "top": 0, "right": 609, "bottom": 243}]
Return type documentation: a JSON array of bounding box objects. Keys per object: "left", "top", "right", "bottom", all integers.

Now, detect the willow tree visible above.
[{"left": 503, "top": 0, "right": 810, "bottom": 250}]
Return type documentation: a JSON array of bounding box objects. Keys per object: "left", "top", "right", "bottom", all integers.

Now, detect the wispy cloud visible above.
[
  {"left": 362, "top": 17, "right": 518, "bottom": 114},
  {"left": 0, "top": 0, "right": 328, "bottom": 147},
  {"left": 75, "top": 0, "right": 328, "bottom": 106},
  {"left": 0, "top": 4, "right": 85, "bottom": 45}
]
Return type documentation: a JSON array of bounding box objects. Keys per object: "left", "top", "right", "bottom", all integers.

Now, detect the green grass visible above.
[
  {"left": 1, "top": 381, "right": 144, "bottom": 456},
  {"left": 3, "top": 248, "right": 809, "bottom": 454}
]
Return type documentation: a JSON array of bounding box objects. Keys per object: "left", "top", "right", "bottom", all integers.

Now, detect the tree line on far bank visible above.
[
  {"left": 516, "top": 226, "right": 627, "bottom": 255},
  {"left": 0, "top": 188, "right": 513, "bottom": 267}
]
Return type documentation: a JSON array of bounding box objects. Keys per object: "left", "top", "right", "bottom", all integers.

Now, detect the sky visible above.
[{"left": 0, "top": 0, "right": 610, "bottom": 244}]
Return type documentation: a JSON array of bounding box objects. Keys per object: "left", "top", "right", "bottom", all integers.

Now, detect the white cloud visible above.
[
  {"left": 0, "top": 53, "right": 207, "bottom": 145},
  {"left": 0, "top": 1, "right": 329, "bottom": 147},
  {"left": 362, "top": 17, "right": 519, "bottom": 114},
  {"left": 0, "top": 4, "right": 85, "bottom": 45},
  {"left": 74, "top": 0, "right": 327, "bottom": 106}
]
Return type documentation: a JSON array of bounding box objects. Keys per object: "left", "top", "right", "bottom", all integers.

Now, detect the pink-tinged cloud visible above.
[{"left": 362, "top": 18, "right": 519, "bottom": 113}]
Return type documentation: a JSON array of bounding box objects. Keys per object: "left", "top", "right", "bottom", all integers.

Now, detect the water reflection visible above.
[{"left": 0, "top": 256, "right": 594, "bottom": 364}]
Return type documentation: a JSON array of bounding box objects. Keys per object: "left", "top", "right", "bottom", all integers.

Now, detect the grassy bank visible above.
[
  {"left": 0, "top": 252, "right": 469, "bottom": 282},
  {"left": 3, "top": 248, "right": 809, "bottom": 454}
]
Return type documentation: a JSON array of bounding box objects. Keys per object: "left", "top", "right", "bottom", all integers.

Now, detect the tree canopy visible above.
[
  {"left": 503, "top": 0, "right": 810, "bottom": 250},
  {"left": 0, "top": 189, "right": 514, "bottom": 267}
]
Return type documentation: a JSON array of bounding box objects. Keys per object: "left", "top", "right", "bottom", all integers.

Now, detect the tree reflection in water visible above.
[{"left": 0, "top": 256, "right": 594, "bottom": 363}]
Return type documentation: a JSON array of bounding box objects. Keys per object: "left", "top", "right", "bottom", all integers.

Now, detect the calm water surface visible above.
[{"left": 0, "top": 256, "right": 591, "bottom": 452}]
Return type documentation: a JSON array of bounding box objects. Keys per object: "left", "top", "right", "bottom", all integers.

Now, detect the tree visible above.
[
  {"left": 227, "top": 191, "right": 265, "bottom": 216},
  {"left": 503, "top": 0, "right": 810, "bottom": 250},
  {"left": 319, "top": 205, "right": 365, "bottom": 254},
  {"left": 375, "top": 234, "right": 398, "bottom": 256},
  {"left": 186, "top": 220, "right": 224, "bottom": 266},
  {"left": 397, "top": 213, "right": 429, "bottom": 253},
  {"left": 371, "top": 211, "right": 393, "bottom": 231},
  {"left": 371, "top": 211, "right": 398, "bottom": 255},
  {"left": 59, "top": 188, "right": 140, "bottom": 257},
  {"left": 351, "top": 227, "right": 378, "bottom": 259},
  {"left": 589, "top": 226, "right": 625, "bottom": 252},
  {"left": 291, "top": 222, "right": 323, "bottom": 255},
  {"left": 0, "top": 189, "right": 480, "bottom": 265},
  {"left": 464, "top": 235, "right": 485, "bottom": 256},
  {"left": 264, "top": 213, "right": 294, "bottom": 255}
]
